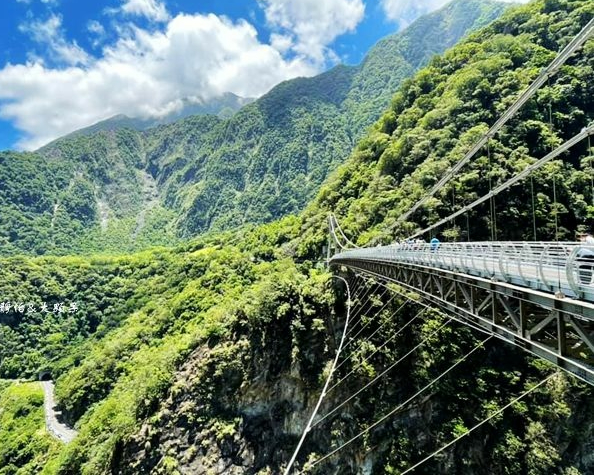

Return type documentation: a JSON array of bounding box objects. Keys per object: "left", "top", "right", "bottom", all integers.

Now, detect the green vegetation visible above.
[
  {"left": 2, "top": 0, "right": 594, "bottom": 473},
  {"left": 0, "top": 130, "right": 178, "bottom": 256},
  {"left": 0, "top": 382, "right": 60, "bottom": 474},
  {"left": 298, "top": 0, "right": 594, "bottom": 253},
  {"left": 0, "top": 226, "right": 331, "bottom": 472},
  {"left": 0, "top": 0, "right": 507, "bottom": 257}
]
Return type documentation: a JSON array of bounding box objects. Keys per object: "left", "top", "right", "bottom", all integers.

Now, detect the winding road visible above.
[{"left": 40, "top": 381, "right": 77, "bottom": 443}]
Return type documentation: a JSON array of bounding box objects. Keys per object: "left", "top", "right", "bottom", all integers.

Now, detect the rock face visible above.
[
  {"left": 110, "top": 289, "right": 594, "bottom": 475},
  {"left": 114, "top": 314, "right": 331, "bottom": 474}
]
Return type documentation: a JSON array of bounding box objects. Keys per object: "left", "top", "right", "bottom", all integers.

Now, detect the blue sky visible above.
[{"left": 0, "top": 0, "right": 521, "bottom": 151}]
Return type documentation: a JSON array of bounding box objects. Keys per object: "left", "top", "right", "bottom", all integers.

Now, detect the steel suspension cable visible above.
[
  {"left": 547, "top": 79, "right": 563, "bottom": 291},
  {"left": 399, "top": 372, "right": 558, "bottom": 474},
  {"left": 357, "top": 18, "right": 594, "bottom": 248},
  {"left": 451, "top": 187, "right": 456, "bottom": 234},
  {"left": 335, "top": 296, "right": 409, "bottom": 370},
  {"left": 549, "top": 79, "right": 560, "bottom": 243},
  {"left": 343, "top": 272, "right": 359, "bottom": 293},
  {"left": 553, "top": 173, "right": 562, "bottom": 292},
  {"left": 334, "top": 276, "right": 363, "bottom": 343},
  {"left": 488, "top": 139, "right": 496, "bottom": 241},
  {"left": 347, "top": 278, "right": 377, "bottom": 318},
  {"left": 328, "top": 307, "right": 428, "bottom": 394},
  {"left": 392, "top": 17, "right": 594, "bottom": 227},
  {"left": 340, "top": 292, "right": 401, "bottom": 354},
  {"left": 339, "top": 267, "right": 551, "bottom": 379},
  {"left": 283, "top": 275, "right": 353, "bottom": 475},
  {"left": 307, "top": 336, "right": 494, "bottom": 469},
  {"left": 330, "top": 214, "right": 357, "bottom": 251},
  {"left": 345, "top": 274, "right": 402, "bottom": 338},
  {"left": 329, "top": 214, "right": 359, "bottom": 250},
  {"left": 343, "top": 274, "right": 416, "bottom": 347},
  {"left": 589, "top": 134, "right": 594, "bottom": 206},
  {"left": 530, "top": 175, "right": 538, "bottom": 240},
  {"left": 466, "top": 208, "right": 470, "bottom": 241},
  {"left": 345, "top": 263, "right": 594, "bottom": 385},
  {"left": 310, "top": 318, "right": 453, "bottom": 430},
  {"left": 405, "top": 124, "right": 594, "bottom": 241},
  {"left": 332, "top": 215, "right": 359, "bottom": 248},
  {"left": 338, "top": 276, "right": 364, "bottom": 323},
  {"left": 344, "top": 286, "right": 390, "bottom": 339},
  {"left": 351, "top": 272, "right": 495, "bottom": 340},
  {"left": 328, "top": 216, "right": 343, "bottom": 250}
]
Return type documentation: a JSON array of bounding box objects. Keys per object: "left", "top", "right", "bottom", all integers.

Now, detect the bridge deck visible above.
[
  {"left": 332, "top": 242, "right": 594, "bottom": 303},
  {"left": 330, "top": 241, "right": 594, "bottom": 385}
]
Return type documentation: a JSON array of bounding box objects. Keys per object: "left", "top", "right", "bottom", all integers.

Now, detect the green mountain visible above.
[
  {"left": 0, "top": 0, "right": 509, "bottom": 257},
  {"left": 299, "top": 0, "right": 594, "bottom": 250},
  {"left": 61, "top": 93, "right": 255, "bottom": 139},
  {"left": 2, "top": 0, "right": 594, "bottom": 474}
]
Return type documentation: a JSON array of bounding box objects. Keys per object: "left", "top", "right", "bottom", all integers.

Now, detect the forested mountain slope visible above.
[
  {"left": 108, "top": 0, "right": 594, "bottom": 471},
  {"left": 2, "top": 0, "right": 594, "bottom": 474},
  {"left": 298, "top": 0, "right": 594, "bottom": 252},
  {"left": 0, "top": 0, "right": 508, "bottom": 256}
]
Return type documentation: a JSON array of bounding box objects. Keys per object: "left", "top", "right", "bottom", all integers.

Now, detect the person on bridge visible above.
[
  {"left": 430, "top": 236, "right": 440, "bottom": 252},
  {"left": 582, "top": 231, "right": 594, "bottom": 245},
  {"left": 577, "top": 231, "right": 594, "bottom": 284}
]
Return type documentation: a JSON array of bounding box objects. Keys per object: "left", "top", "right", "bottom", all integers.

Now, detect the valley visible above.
[{"left": 1, "top": 0, "right": 594, "bottom": 474}]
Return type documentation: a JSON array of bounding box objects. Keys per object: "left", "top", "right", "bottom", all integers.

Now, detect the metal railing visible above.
[{"left": 331, "top": 242, "right": 594, "bottom": 301}]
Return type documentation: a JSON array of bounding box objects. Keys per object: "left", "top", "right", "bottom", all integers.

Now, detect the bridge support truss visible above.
[{"left": 332, "top": 258, "right": 594, "bottom": 386}]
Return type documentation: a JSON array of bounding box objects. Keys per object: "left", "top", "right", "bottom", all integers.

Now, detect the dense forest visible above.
[
  {"left": 2, "top": 0, "right": 594, "bottom": 474},
  {"left": 0, "top": 0, "right": 507, "bottom": 257},
  {"left": 298, "top": 0, "right": 594, "bottom": 250}
]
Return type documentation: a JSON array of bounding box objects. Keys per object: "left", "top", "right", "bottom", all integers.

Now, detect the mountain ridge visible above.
[
  {"left": 0, "top": 0, "right": 511, "bottom": 257},
  {"left": 49, "top": 92, "right": 255, "bottom": 145},
  {"left": 2, "top": 0, "right": 594, "bottom": 474}
]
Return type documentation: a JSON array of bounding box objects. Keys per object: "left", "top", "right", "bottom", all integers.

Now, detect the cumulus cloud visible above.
[
  {"left": 19, "top": 14, "right": 90, "bottom": 66},
  {"left": 120, "top": 0, "right": 170, "bottom": 22},
  {"left": 270, "top": 33, "right": 293, "bottom": 54},
  {"left": 381, "top": 0, "right": 529, "bottom": 26},
  {"left": 1, "top": 0, "right": 367, "bottom": 149},
  {"left": 0, "top": 13, "right": 316, "bottom": 150},
  {"left": 259, "top": 0, "right": 365, "bottom": 64}
]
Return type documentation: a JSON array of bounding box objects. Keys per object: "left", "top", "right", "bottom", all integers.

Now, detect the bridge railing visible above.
[{"left": 331, "top": 242, "right": 594, "bottom": 301}]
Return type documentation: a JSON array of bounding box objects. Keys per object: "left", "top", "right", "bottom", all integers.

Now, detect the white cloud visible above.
[
  {"left": 259, "top": 0, "right": 365, "bottom": 64},
  {"left": 87, "top": 20, "right": 105, "bottom": 36},
  {"left": 381, "top": 0, "right": 530, "bottom": 26},
  {"left": 19, "top": 14, "right": 90, "bottom": 66},
  {"left": 121, "top": 0, "right": 170, "bottom": 22},
  {"left": 0, "top": 13, "right": 316, "bottom": 150},
  {"left": 270, "top": 33, "right": 293, "bottom": 54},
  {"left": 381, "top": 0, "right": 445, "bottom": 25},
  {"left": 87, "top": 20, "right": 107, "bottom": 48}
]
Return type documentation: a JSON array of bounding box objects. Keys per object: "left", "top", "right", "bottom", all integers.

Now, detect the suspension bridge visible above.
[
  {"left": 284, "top": 14, "right": 594, "bottom": 475},
  {"left": 329, "top": 227, "right": 594, "bottom": 385}
]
